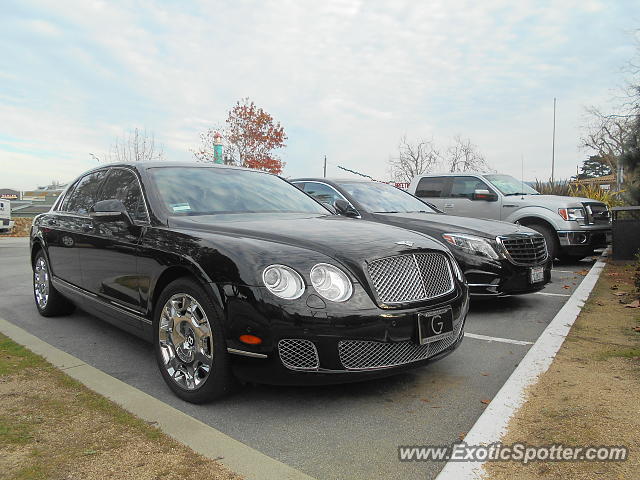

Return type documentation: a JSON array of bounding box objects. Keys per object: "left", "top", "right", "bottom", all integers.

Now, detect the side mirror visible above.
[
  {"left": 90, "top": 199, "right": 132, "bottom": 223},
  {"left": 472, "top": 189, "right": 498, "bottom": 202},
  {"left": 320, "top": 202, "right": 338, "bottom": 214},
  {"left": 334, "top": 198, "right": 359, "bottom": 217}
]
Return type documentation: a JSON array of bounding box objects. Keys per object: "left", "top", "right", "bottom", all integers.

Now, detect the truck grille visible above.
[
  {"left": 278, "top": 339, "right": 319, "bottom": 370},
  {"left": 583, "top": 202, "right": 611, "bottom": 225},
  {"left": 499, "top": 235, "right": 548, "bottom": 265},
  {"left": 338, "top": 318, "right": 463, "bottom": 370},
  {"left": 367, "top": 253, "right": 454, "bottom": 304}
]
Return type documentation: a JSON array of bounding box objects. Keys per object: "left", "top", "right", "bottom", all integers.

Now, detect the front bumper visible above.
[
  {"left": 451, "top": 250, "right": 551, "bottom": 296},
  {"left": 222, "top": 284, "right": 469, "bottom": 385},
  {"left": 557, "top": 228, "right": 611, "bottom": 255}
]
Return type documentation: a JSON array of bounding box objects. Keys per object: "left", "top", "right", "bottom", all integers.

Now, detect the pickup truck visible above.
[{"left": 408, "top": 173, "right": 611, "bottom": 261}]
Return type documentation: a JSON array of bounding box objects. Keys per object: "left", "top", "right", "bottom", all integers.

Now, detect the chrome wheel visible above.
[
  {"left": 34, "top": 256, "right": 50, "bottom": 309},
  {"left": 158, "top": 294, "right": 214, "bottom": 390}
]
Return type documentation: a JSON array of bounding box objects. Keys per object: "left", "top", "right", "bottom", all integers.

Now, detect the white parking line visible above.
[
  {"left": 534, "top": 291, "right": 571, "bottom": 297},
  {"left": 464, "top": 332, "right": 533, "bottom": 346},
  {"left": 552, "top": 270, "right": 580, "bottom": 274}
]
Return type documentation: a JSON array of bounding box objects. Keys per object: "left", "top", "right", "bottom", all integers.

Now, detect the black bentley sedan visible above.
[
  {"left": 291, "top": 178, "right": 552, "bottom": 296},
  {"left": 31, "top": 163, "right": 468, "bottom": 403}
]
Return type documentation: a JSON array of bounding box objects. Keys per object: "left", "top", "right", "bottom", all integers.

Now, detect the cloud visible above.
[{"left": 0, "top": 0, "right": 637, "bottom": 189}]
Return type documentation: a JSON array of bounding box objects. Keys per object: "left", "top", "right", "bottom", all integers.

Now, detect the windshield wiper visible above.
[{"left": 504, "top": 192, "right": 530, "bottom": 196}]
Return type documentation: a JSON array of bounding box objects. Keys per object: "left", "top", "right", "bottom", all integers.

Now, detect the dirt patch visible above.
[
  {"left": 0, "top": 334, "right": 242, "bottom": 480},
  {"left": 484, "top": 260, "right": 640, "bottom": 480},
  {"left": 0, "top": 217, "right": 33, "bottom": 237}
]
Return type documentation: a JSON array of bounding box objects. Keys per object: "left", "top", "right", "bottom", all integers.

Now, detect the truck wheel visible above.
[{"left": 525, "top": 223, "right": 559, "bottom": 261}]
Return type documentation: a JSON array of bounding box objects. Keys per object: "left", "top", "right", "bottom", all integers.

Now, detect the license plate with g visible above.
[{"left": 417, "top": 307, "right": 454, "bottom": 345}]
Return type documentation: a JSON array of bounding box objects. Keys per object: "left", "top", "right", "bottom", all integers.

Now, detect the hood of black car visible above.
[
  {"left": 370, "top": 212, "right": 536, "bottom": 239},
  {"left": 169, "top": 213, "right": 448, "bottom": 267}
]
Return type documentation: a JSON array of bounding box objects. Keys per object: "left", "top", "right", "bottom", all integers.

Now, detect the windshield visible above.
[
  {"left": 484, "top": 174, "right": 539, "bottom": 195},
  {"left": 338, "top": 181, "right": 437, "bottom": 213},
  {"left": 149, "top": 167, "right": 329, "bottom": 215}
]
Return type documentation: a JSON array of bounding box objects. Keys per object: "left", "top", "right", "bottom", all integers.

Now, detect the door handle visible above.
[
  {"left": 443, "top": 203, "right": 454, "bottom": 209},
  {"left": 503, "top": 204, "right": 516, "bottom": 208}
]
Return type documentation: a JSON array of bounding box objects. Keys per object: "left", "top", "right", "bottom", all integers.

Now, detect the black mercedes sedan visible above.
[
  {"left": 30, "top": 163, "right": 468, "bottom": 403},
  {"left": 291, "top": 178, "right": 552, "bottom": 296}
]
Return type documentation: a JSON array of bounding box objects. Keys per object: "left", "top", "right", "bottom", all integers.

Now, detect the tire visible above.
[
  {"left": 153, "top": 278, "right": 235, "bottom": 403},
  {"left": 32, "top": 250, "right": 75, "bottom": 317},
  {"left": 525, "top": 223, "right": 559, "bottom": 261}
]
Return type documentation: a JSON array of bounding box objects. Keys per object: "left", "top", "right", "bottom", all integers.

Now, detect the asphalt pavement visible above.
[{"left": 0, "top": 237, "right": 594, "bottom": 480}]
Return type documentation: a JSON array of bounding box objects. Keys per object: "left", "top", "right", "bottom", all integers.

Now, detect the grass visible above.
[
  {"left": 0, "top": 333, "right": 240, "bottom": 480},
  {"left": 484, "top": 260, "right": 640, "bottom": 480}
]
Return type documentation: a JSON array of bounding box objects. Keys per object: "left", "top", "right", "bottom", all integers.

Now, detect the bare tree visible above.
[
  {"left": 110, "top": 128, "right": 163, "bottom": 162},
  {"left": 388, "top": 135, "right": 441, "bottom": 183},
  {"left": 444, "top": 135, "right": 491, "bottom": 172},
  {"left": 580, "top": 107, "right": 634, "bottom": 171}
]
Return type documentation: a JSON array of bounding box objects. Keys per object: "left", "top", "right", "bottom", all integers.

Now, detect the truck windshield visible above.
[
  {"left": 484, "top": 174, "right": 540, "bottom": 196},
  {"left": 338, "top": 181, "right": 438, "bottom": 213}
]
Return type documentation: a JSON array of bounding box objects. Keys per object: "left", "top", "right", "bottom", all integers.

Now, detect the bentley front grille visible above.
[
  {"left": 338, "top": 318, "right": 463, "bottom": 370},
  {"left": 499, "top": 235, "right": 548, "bottom": 265},
  {"left": 278, "top": 339, "right": 319, "bottom": 371},
  {"left": 367, "top": 253, "right": 454, "bottom": 304}
]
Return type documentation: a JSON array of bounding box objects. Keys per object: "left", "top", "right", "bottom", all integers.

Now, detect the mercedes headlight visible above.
[
  {"left": 442, "top": 233, "right": 500, "bottom": 260},
  {"left": 262, "top": 265, "right": 305, "bottom": 300},
  {"left": 310, "top": 263, "right": 353, "bottom": 302}
]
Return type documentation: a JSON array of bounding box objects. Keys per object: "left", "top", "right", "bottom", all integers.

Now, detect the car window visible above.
[
  {"left": 99, "top": 169, "right": 148, "bottom": 222},
  {"left": 450, "top": 176, "right": 490, "bottom": 199},
  {"left": 415, "top": 177, "right": 447, "bottom": 198},
  {"left": 302, "top": 182, "right": 345, "bottom": 205},
  {"left": 338, "top": 181, "right": 437, "bottom": 214},
  {"left": 62, "top": 170, "right": 108, "bottom": 214},
  {"left": 149, "top": 167, "right": 329, "bottom": 215}
]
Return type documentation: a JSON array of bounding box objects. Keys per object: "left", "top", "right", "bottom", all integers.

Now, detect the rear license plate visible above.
[
  {"left": 530, "top": 266, "right": 544, "bottom": 283},
  {"left": 418, "top": 307, "right": 454, "bottom": 345}
]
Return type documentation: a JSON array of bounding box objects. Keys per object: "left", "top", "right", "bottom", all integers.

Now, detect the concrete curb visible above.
[
  {"left": 0, "top": 317, "right": 316, "bottom": 480},
  {"left": 436, "top": 249, "right": 609, "bottom": 480}
]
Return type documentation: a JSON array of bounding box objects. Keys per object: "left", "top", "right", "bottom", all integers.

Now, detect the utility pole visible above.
[
  {"left": 323, "top": 155, "right": 327, "bottom": 178},
  {"left": 551, "top": 97, "right": 556, "bottom": 184}
]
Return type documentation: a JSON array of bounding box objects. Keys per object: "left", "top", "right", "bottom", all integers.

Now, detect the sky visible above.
[{"left": 1, "top": 0, "right": 638, "bottom": 190}]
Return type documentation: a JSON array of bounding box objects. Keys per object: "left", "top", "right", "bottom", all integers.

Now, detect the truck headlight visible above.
[
  {"left": 558, "top": 208, "right": 585, "bottom": 221},
  {"left": 442, "top": 233, "right": 500, "bottom": 260}
]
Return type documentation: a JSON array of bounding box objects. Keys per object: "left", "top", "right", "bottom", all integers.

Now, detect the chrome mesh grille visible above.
[
  {"left": 367, "top": 253, "right": 454, "bottom": 304},
  {"left": 278, "top": 339, "right": 319, "bottom": 370},
  {"left": 338, "top": 318, "right": 463, "bottom": 370},
  {"left": 500, "top": 235, "right": 548, "bottom": 265}
]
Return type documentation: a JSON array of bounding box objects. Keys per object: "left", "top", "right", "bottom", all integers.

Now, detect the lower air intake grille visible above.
[
  {"left": 278, "top": 339, "right": 319, "bottom": 370},
  {"left": 338, "top": 319, "right": 463, "bottom": 370}
]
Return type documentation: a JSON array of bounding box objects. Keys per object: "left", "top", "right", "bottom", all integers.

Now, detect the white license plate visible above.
[{"left": 529, "top": 266, "right": 544, "bottom": 283}]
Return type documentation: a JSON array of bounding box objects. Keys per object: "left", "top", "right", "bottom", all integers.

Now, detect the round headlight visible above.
[
  {"left": 262, "top": 265, "right": 305, "bottom": 300},
  {"left": 310, "top": 263, "right": 353, "bottom": 302}
]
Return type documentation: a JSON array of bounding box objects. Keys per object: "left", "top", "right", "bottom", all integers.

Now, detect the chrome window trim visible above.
[{"left": 293, "top": 180, "right": 361, "bottom": 218}]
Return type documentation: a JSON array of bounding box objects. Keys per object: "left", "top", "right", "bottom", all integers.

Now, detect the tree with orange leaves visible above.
[
  {"left": 226, "top": 98, "right": 287, "bottom": 174},
  {"left": 194, "top": 98, "right": 287, "bottom": 175}
]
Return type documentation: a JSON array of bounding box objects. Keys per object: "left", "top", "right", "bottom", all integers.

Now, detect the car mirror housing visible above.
[
  {"left": 90, "top": 199, "right": 131, "bottom": 223},
  {"left": 472, "top": 189, "right": 498, "bottom": 202},
  {"left": 333, "top": 198, "right": 359, "bottom": 217}
]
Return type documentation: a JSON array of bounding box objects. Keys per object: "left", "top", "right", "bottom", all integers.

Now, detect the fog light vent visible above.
[{"left": 278, "top": 339, "right": 319, "bottom": 370}]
